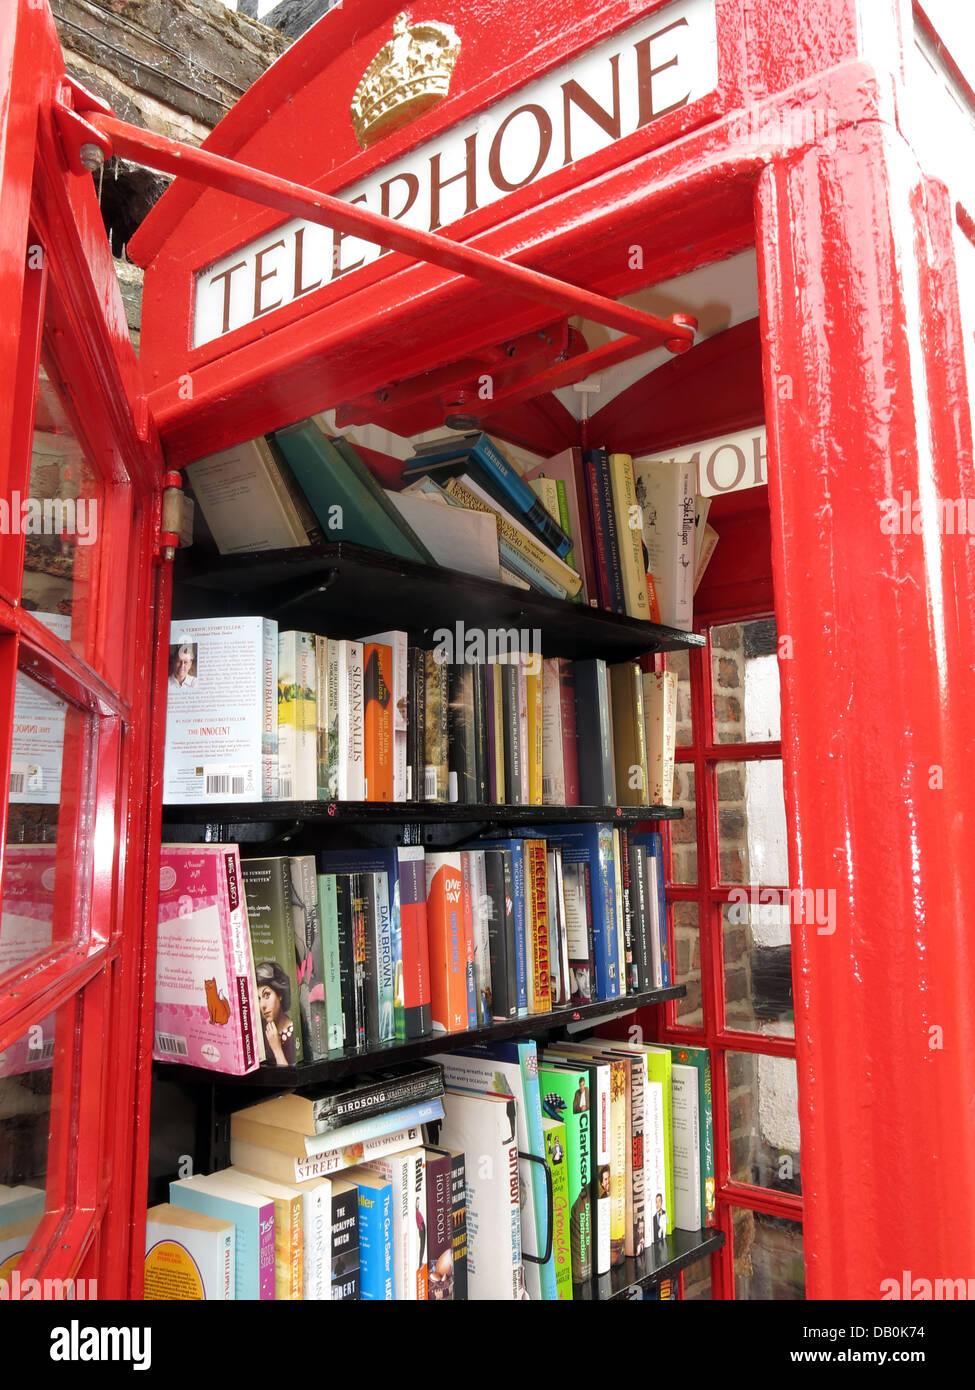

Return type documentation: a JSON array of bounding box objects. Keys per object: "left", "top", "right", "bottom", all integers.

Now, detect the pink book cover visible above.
[
  {"left": 154, "top": 845, "right": 259, "bottom": 1074},
  {"left": 558, "top": 660, "right": 580, "bottom": 805},
  {"left": 0, "top": 845, "right": 57, "bottom": 1079}
]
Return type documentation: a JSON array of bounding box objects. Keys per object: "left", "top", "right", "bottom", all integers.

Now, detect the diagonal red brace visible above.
[{"left": 89, "top": 113, "right": 696, "bottom": 353}]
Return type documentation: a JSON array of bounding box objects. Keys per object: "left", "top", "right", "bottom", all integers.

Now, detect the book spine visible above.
[
  {"left": 223, "top": 847, "right": 257, "bottom": 1073},
  {"left": 241, "top": 856, "right": 303, "bottom": 1066},
  {"left": 298, "top": 1099, "right": 444, "bottom": 1156},
  {"left": 315, "top": 635, "right": 332, "bottom": 800},
  {"left": 484, "top": 848, "right": 516, "bottom": 1020},
  {"left": 558, "top": 660, "right": 580, "bottom": 804},
  {"left": 500, "top": 660, "right": 523, "bottom": 806},
  {"left": 357, "top": 1180, "right": 393, "bottom": 1300},
  {"left": 389, "top": 631, "right": 409, "bottom": 801},
  {"left": 554, "top": 478, "right": 578, "bottom": 593},
  {"left": 627, "top": 839, "right": 650, "bottom": 994},
  {"left": 509, "top": 843, "right": 529, "bottom": 1017},
  {"left": 423, "top": 650, "right": 449, "bottom": 802},
  {"left": 526, "top": 839, "right": 552, "bottom": 1014},
  {"left": 459, "top": 852, "right": 478, "bottom": 1029},
  {"left": 330, "top": 1181, "right": 360, "bottom": 1301},
  {"left": 424, "top": 1149, "right": 454, "bottom": 1300},
  {"left": 425, "top": 853, "right": 467, "bottom": 1033},
  {"left": 625, "top": 1057, "right": 646, "bottom": 1256},
  {"left": 473, "top": 436, "right": 572, "bottom": 557},
  {"left": 396, "top": 846, "right": 433, "bottom": 1040},
  {"left": 468, "top": 849, "right": 492, "bottom": 1027},
  {"left": 526, "top": 656, "right": 544, "bottom": 806},
  {"left": 574, "top": 659, "right": 616, "bottom": 804},
  {"left": 591, "top": 826, "right": 621, "bottom": 1000},
  {"left": 608, "top": 453, "right": 652, "bottom": 620},
  {"left": 292, "top": 854, "right": 329, "bottom": 1059},
  {"left": 277, "top": 630, "right": 298, "bottom": 802},
  {"left": 612, "top": 829, "right": 627, "bottom": 1000},
  {"left": 317, "top": 873, "right": 344, "bottom": 1049},
  {"left": 448, "top": 1151, "right": 468, "bottom": 1300},
  {"left": 371, "top": 870, "right": 396, "bottom": 1044},
  {"left": 303, "top": 1180, "right": 331, "bottom": 1300},
  {"left": 447, "top": 664, "right": 476, "bottom": 804},
  {"left": 649, "top": 833, "right": 671, "bottom": 986},
  {"left": 321, "top": 638, "right": 340, "bottom": 799},
  {"left": 544, "top": 1121, "right": 573, "bottom": 1299},
  {"left": 262, "top": 618, "right": 279, "bottom": 799},
  {"left": 619, "top": 829, "right": 636, "bottom": 993},
  {"left": 471, "top": 659, "right": 488, "bottom": 804},
  {"left": 362, "top": 642, "right": 394, "bottom": 802},
  {"left": 407, "top": 644, "right": 424, "bottom": 802},
  {"left": 541, "top": 656, "right": 564, "bottom": 806},
  {"left": 444, "top": 476, "right": 576, "bottom": 596},
  {"left": 584, "top": 449, "right": 626, "bottom": 614}
]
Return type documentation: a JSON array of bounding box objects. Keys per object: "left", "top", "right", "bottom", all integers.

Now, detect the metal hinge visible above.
[{"left": 159, "top": 472, "right": 194, "bottom": 561}]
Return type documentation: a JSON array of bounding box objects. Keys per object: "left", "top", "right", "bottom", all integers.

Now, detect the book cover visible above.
[
  {"left": 154, "top": 844, "right": 259, "bottom": 1075},
  {"left": 664, "top": 1043, "right": 715, "bottom": 1228},
  {"left": 423, "top": 649, "right": 449, "bottom": 802},
  {"left": 608, "top": 452, "right": 654, "bottom": 620},
  {"left": 537, "top": 1064, "right": 593, "bottom": 1288},
  {"left": 169, "top": 1172, "right": 275, "bottom": 1302},
  {"left": 163, "top": 615, "right": 278, "bottom": 803},
  {"left": 573, "top": 659, "right": 617, "bottom": 805},
  {"left": 436, "top": 1089, "right": 524, "bottom": 1300},
  {"left": 143, "top": 1204, "right": 235, "bottom": 1301},
  {"left": 184, "top": 436, "right": 319, "bottom": 554},
  {"left": 542, "top": 1119, "right": 573, "bottom": 1300},
  {"left": 670, "top": 1063, "right": 702, "bottom": 1231},
  {"left": 241, "top": 856, "right": 304, "bottom": 1067},
  {"left": 360, "top": 1146, "right": 428, "bottom": 1300},
  {"left": 447, "top": 662, "right": 477, "bottom": 804},
  {"left": 218, "top": 1168, "right": 303, "bottom": 1301},
  {"left": 316, "top": 635, "right": 340, "bottom": 800},
  {"left": 463, "top": 849, "right": 492, "bottom": 1027},
  {"left": 485, "top": 662, "right": 505, "bottom": 803},
  {"left": 424, "top": 852, "right": 467, "bottom": 1034},
  {"left": 423, "top": 1147, "right": 454, "bottom": 1300},
  {"left": 632, "top": 457, "right": 696, "bottom": 631},
  {"left": 234, "top": 1061, "right": 445, "bottom": 1135},
  {"left": 229, "top": 1124, "right": 424, "bottom": 1186},
  {"left": 443, "top": 474, "right": 579, "bottom": 598},
  {"left": 544, "top": 1046, "right": 613, "bottom": 1276},
  {"left": 336, "top": 639, "right": 365, "bottom": 801},
  {"left": 583, "top": 447, "right": 626, "bottom": 614},
  {"left": 523, "top": 446, "right": 598, "bottom": 605},
  {"left": 330, "top": 1176, "right": 361, "bottom": 1300},
  {"left": 458, "top": 851, "right": 478, "bottom": 1029},
  {"left": 482, "top": 846, "right": 517, "bottom": 1021},
  {"left": 423, "top": 1146, "right": 466, "bottom": 1300},
  {"left": 632, "top": 831, "right": 671, "bottom": 987},
  {"left": 480, "top": 838, "right": 528, "bottom": 1016},
  {"left": 397, "top": 846, "right": 433, "bottom": 1040},
  {"left": 434, "top": 1039, "right": 557, "bottom": 1301},
  {"left": 315, "top": 873, "right": 345, "bottom": 1050},
  {"left": 230, "top": 1098, "right": 445, "bottom": 1157},
  {"left": 541, "top": 656, "right": 565, "bottom": 806},
  {"left": 524, "top": 838, "right": 552, "bottom": 1014},
  {"left": 558, "top": 659, "right": 581, "bottom": 804},
  {"left": 361, "top": 640, "right": 394, "bottom": 802},
  {"left": 612, "top": 827, "right": 628, "bottom": 1001},
  {"left": 290, "top": 853, "right": 330, "bottom": 1060},
  {"left": 522, "top": 823, "right": 620, "bottom": 1001},
  {"left": 609, "top": 661, "right": 649, "bottom": 806},
  {"left": 627, "top": 836, "right": 651, "bottom": 994},
  {"left": 346, "top": 1167, "right": 393, "bottom": 1300},
  {"left": 277, "top": 630, "right": 317, "bottom": 801},
  {"left": 406, "top": 643, "right": 425, "bottom": 801},
  {"left": 561, "top": 858, "right": 595, "bottom": 1006},
  {"left": 547, "top": 848, "right": 571, "bottom": 1007},
  {"left": 526, "top": 655, "right": 544, "bottom": 806},
  {"left": 642, "top": 669, "right": 678, "bottom": 806},
  {"left": 360, "top": 629, "right": 408, "bottom": 800},
  {"left": 499, "top": 657, "right": 524, "bottom": 805}
]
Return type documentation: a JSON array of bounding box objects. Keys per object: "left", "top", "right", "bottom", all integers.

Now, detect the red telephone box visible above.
[{"left": 2, "top": 0, "right": 975, "bottom": 1303}]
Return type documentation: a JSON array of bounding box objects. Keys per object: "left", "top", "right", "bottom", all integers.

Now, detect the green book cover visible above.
[
  {"left": 274, "top": 419, "right": 434, "bottom": 564},
  {"left": 538, "top": 1063, "right": 593, "bottom": 1286},
  {"left": 543, "top": 1118, "right": 573, "bottom": 1301},
  {"left": 316, "top": 873, "right": 344, "bottom": 1051},
  {"left": 330, "top": 434, "right": 437, "bottom": 564},
  {"left": 241, "top": 856, "right": 304, "bottom": 1067},
  {"left": 642, "top": 1046, "right": 674, "bottom": 1236},
  {"left": 664, "top": 1043, "right": 715, "bottom": 1228}
]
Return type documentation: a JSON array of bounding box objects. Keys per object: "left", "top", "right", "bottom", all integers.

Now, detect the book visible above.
[
  {"left": 583, "top": 447, "right": 626, "bottom": 614},
  {"left": 573, "top": 659, "right": 617, "bottom": 804},
  {"left": 443, "top": 474, "right": 581, "bottom": 597},
  {"left": 346, "top": 1167, "right": 393, "bottom": 1300},
  {"left": 561, "top": 857, "right": 595, "bottom": 1006},
  {"left": 360, "top": 1146, "right": 428, "bottom": 1300},
  {"left": 543, "top": 1046, "right": 612, "bottom": 1276},
  {"left": 670, "top": 1063, "right": 702, "bottom": 1230},
  {"left": 184, "top": 435, "right": 322, "bottom": 554},
  {"left": 547, "top": 848, "right": 571, "bottom": 1006},
  {"left": 524, "top": 822, "right": 620, "bottom": 1001},
  {"left": 642, "top": 669, "right": 678, "bottom": 806},
  {"left": 542, "top": 1118, "right": 573, "bottom": 1300},
  {"left": 361, "top": 640, "right": 394, "bottom": 801},
  {"left": 463, "top": 849, "right": 492, "bottom": 1027},
  {"left": 153, "top": 844, "right": 259, "bottom": 1075},
  {"left": 408, "top": 432, "right": 572, "bottom": 557},
  {"left": 632, "top": 457, "right": 696, "bottom": 631},
  {"left": 163, "top": 615, "right": 278, "bottom": 803},
  {"left": 277, "top": 630, "right": 317, "bottom": 800},
  {"left": 523, "top": 447, "right": 597, "bottom": 604},
  {"left": 336, "top": 639, "right": 365, "bottom": 801},
  {"left": 664, "top": 1043, "right": 716, "bottom": 1228},
  {"left": 447, "top": 662, "right": 477, "bottom": 803},
  {"left": 217, "top": 1168, "right": 303, "bottom": 1301},
  {"left": 525, "top": 654, "right": 544, "bottom": 806},
  {"left": 235, "top": 1062, "right": 445, "bottom": 1135},
  {"left": 541, "top": 656, "right": 565, "bottom": 806},
  {"left": 434, "top": 1039, "right": 558, "bottom": 1301},
  {"left": 143, "top": 1204, "right": 235, "bottom": 1301},
  {"left": 396, "top": 846, "right": 434, "bottom": 1039},
  {"left": 499, "top": 656, "right": 525, "bottom": 805},
  {"left": 436, "top": 1089, "right": 524, "bottom": 1300},
  {"left": 230, "top": 1098, "right": 445, "bottom": 1157},
  {"left": 384, "top": 485, "right": 503, "bottom": 581},
  {"left": 274, "top": 418, "right": 434, "bottom": 563},
  {"left": 330, "top": 1176, "right": 360, "bottom": 1300},
  {"left": 429, "top": 1145, "right": 468, "bottom": 1301},
  {"left": 316, "top": 634, "right": 339, "bottom": 799},
  {"left": 290, "top": 853, "right": 330, "bottom": 1060},
  {"left": 240, "top": 856, "right": 304, "bottom": 1067},
  {"left": 360, "top": 629, "right": 408, "bottom": 800},
  {"left": 168, "top": 1172, "right": 275, "bottom": 1301},
  {"left": 423, "top": 1147, "right": 454, "bottom": 1300},
  {"left": 524, "top": 837, "right": 552, "bottom": 1014},
  {"left": 424, "top": 851, "right": 467, "bottom": 1034},
  {"left": 609, "top": 661, "right": 649, "bottom": 806},
  {"left": 406, "top": 643, "right": 425, "bottom": 801},
  {"left": 229, "top": 1124, "right": 425, "bottom": 1186},
  {"left": 694, "top": 521, "right": 719, "bottom": 592},
  {"left": 558, "top": 659, "right": 581, "bottom": 804},
  {"left": 482, "top": 846, "right": 517, "bottom": 1021},
  {"left": 608, "top": 452, "right": 655, "bottom": 620},
  {"left": 632, "top": 831, "right": 671, "bottom": 987},
  {"left": 537, "top": 1063, "right": 593, "bottom": 1287},
  {"left": 315, "top": 873, "right": 345, "bottom": 1050},
  {"left": 423, "top": 649, "right": 449, "bottom": 802}
]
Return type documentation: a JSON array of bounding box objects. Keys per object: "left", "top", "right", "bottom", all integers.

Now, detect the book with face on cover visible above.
[{"left": 241, "top": 856, "right": 304, "bottom": 1068}]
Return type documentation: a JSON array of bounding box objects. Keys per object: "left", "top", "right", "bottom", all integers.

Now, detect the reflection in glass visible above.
[
  {"left": 710, "top": 619, "right": 780, "bottom": 744},
  {"left": 0, "top": 1013, "right": 56, "bottom": 1281},
  {"left": 733, "top": 1207, "right": 805, "bottom": 1300},
  {"left": 664, "top": 649, "right": 693, "bottom": 748},
  {"left": 716, "top": 759, "right": 788, "bottom": 886},
  {"left": 669, "top": 763, "right": 697, "bottom": 885},
  {"left": 672, "top": 899, "right": 702, "bottom": 1026},
  {"left": 727, "top": 1050, "right": 801, "bottom": 1195},
  {"left": 723, "top": 901, "right": 794, "bottom": 1036}
]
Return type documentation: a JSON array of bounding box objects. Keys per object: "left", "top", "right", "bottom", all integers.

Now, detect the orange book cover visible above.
[
  {"left": 362, "top": 642, "right": 394, "bottom": 802},
  {"left": 424, "top": 853, "right": 467, "bottom": 1033},
  {"left": 525, "top": 839, "right": 552, "bottom": 1013}
]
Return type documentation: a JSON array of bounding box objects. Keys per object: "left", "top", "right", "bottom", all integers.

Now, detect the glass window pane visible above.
[
  {"left": 3, "top": 665, "right": 96, "bottom": 975},
  {"left": 723, "top": 901, "right": 794, "bottom": 1037},
  {"left": 672, "top": 899, "right": 702, "bottom": 1026},
  {"left": 710, "top": 619, "right": 780, "bottom": 744},
  {"left": 733, "top": 1207, "right": 805, "bottom": 1299},
  {"left": 727, "top": 1050, "right": 801, "bottom": 1195},
  {"left": 0, "top": 1006, "right": 61, "bottom": 1281},
  {"left": 716, "top": 759, "right": 788, "bottom": 886},
  {"left": 664, "top": 649, "right": 693, "bottom": 748},
  {"left": 22, "top": 346, "right": 104, "bottom": 657},
  {"left": 670, "top": 762, "right": 697, "bottom": 885}
]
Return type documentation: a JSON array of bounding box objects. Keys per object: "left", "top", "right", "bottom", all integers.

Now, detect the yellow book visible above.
[
  {"left": 608, "top": 662, "right": 649, "bottom": 806},
  {"left": 218, "top": 1168, "right": 303, "bottom": 1301},
  {"left": 444, "top": 475, "right": 582, "bottom": 597},
  {"left": 608, "top": 453, "right": 653, "bottom": 621},
  {"left": 526, "top": 655, "right": 544, "bottom": 807}
]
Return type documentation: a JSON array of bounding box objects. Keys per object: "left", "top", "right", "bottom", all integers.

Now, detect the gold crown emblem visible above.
[{"left": 351, "top": 12, "right": 461, "bottom": 150}]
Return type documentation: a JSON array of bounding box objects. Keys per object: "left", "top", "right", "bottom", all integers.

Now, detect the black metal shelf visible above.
[
  {"left": 579, "top": 1227, "right": 726, "bottom": 1300},
  {"left": 154, "top": 986, "right": 685, "bottom": 1090},
  {"left": 161, "top": 799, "right": 684, "bottom": 827},
  {"left": 174, "top": 539, "right": 705, "bottom": 662}
]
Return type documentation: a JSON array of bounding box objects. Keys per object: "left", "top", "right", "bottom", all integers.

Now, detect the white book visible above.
[
  {"left": 184, "top": 438, "right": 315, "bottom": 555},
  {"left": 360, "top": 1146, "right": 427, "bottom": 1301},
  {"left": 336, "top": 639, "right": 365, "bottom": 800},
  {"left": 359, "top": 629, "right": 408, "bottom": 801},
  {"left": 277, "top": 631, "right": 317, "bottom": 801},
  {"left": 646, "top": 849, "right": 663, "bottom": 989},
  {"left": 642, "top": 670, "right": 678, "bottom": 807},
  {"left": 163, "top": 615, "right": 278, "bottom": 803},
  {"left": 671, "top": 1064, "right": 702, "bottom": 1231},
  {"left": 540, "top": 656, "right": 565, "bottom": 806},
  {"left": 632, "top": 458, "right": 696, "bottom": 630},
  {"left": 644, "top": 1080, "right": 667, "bottom": 1246},
  {"left": 144, "top": 1203, "right": 236, "bottom": 1301},
  {"left": 463, "top": 849, "right": 492, "bottom": 1029},
  {"left": 386, "top": 486, "right": 502, "bottom": 582}
]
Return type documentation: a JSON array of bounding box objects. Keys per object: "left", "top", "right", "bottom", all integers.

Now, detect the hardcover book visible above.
[
  {"left": 163, "top": 615, "right": 278, "bottom": 803},
  {"left": 143, "top": 1204, "right": 235, "bottom": 1302},
  {"left": 154, "top": 844, "right": 259, "bottom": 1075},
  {"left": 241, "top": 856, "right": 304, "bottom": 1067}
]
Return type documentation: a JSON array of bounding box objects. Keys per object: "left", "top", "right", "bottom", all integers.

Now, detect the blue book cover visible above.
[
  {"left": 169, "top": 1175, "right": 274, "bottom": 1301},
  {"left": 631, "top": 832, "right": 671, "bottom": 987},
  {"left": 318, "top": 848, "right": 401, "bottom": 1043},
  {"left": 433, "top": 1039, "right": 559, "bottom": 1301},
  {"left": 472, "top": 838, "right": 528, "bottom": 1016},
  {"left": 348, "top": 1168, "right": 394, "bottom": 1300},
  {"left": 518, "top": 823, "right": 620, "bottom": 1000}
]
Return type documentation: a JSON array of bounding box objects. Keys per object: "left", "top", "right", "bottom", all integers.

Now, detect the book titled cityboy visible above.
[
  {"left": 163, "top": 615, "right": 278, "bottom": 803},
  {"left": 154, "top": 844, "right": 260, "bottom": 1075}
]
